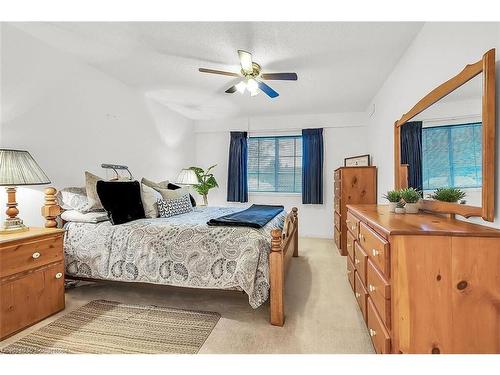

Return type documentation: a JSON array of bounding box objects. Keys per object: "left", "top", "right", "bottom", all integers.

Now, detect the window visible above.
[
  {"left": 248, "top": 136, "right": 302, "bottom": 193},
  {"left": 422, "top": 123, "right": 482, "bottom": 190}
]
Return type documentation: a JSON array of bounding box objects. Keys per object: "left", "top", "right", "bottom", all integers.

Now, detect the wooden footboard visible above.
[{"left": 269, "top": 207, "right": 298, "bottom": 326}]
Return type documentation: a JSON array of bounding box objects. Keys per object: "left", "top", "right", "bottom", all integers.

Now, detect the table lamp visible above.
[
  {"left": 175, "top": 168, "right": 198, "bottom": 185},
  {"left": 0, "top": 149, "right": 51, "bottom": 234}
]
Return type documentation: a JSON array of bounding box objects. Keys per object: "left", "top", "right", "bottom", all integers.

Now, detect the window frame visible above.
[
  {"left": 247, "top": 135, "right": 303, "bottom": 194},
  {"left": 422, "top": 122, "right": 482, "bottom": 191}
]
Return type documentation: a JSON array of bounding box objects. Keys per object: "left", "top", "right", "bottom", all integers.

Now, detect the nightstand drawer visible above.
[
  {"left": 0, "top": 235, "right": 63, "bottom": 278},
  {"left": 0, "top": 261, "right": 65, "bottom": 339}
]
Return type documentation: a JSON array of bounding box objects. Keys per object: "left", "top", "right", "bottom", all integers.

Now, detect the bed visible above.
[{"left": 41, "top": 187, "right": 298, "bottom": 326}]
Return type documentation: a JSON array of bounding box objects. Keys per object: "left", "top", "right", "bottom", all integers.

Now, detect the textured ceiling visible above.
[{"left": 12, "top": 22, "right": 424, "bottom": 120}]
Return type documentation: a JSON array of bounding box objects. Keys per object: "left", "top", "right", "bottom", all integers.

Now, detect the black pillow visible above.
[
  {"left": 96, "top": 180, "right": 145, "bottom": 225},
  {"left": 167, "top": 183, "right": 197, "bottom": 207}
]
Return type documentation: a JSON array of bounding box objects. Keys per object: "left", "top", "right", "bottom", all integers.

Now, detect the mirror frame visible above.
[{"left": 394, "top": 49, "right": 496, "bottom": 221}]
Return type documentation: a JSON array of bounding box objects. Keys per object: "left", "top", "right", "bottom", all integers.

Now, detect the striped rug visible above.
[{"left": 1, "top": 300, "right": 220, "bottom": 354}]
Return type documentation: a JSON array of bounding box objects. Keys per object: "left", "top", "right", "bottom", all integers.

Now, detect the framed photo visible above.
[{"left": 344, "top": 154, "right": 370, "bottom": 167}]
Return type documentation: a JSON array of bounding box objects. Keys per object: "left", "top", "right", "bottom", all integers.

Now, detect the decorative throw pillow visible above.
[
  {"left": 96, "top": 180, "right": 146, "bottom": 225},
  {"left": 140, "top": 183, "right": 162, "bottom": 218},
  {"left": 57, "top": 187, "right": 90, "bottom": 212},
  {"left": 85, "top": 171, "right": 105, "bottom": 211},
  {"left": 167, "top": 182, "right": 197, "bottom": 207},
  {"left": 157, "top": 194, "right": 193, "bottom": 218},
  {"left": 156, "top": 185, "right": 191, "bottom": 201}
]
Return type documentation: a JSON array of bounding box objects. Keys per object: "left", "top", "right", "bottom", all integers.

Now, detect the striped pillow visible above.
[{"left": 157, "top": 194, "right": 193, "bottom": 218}]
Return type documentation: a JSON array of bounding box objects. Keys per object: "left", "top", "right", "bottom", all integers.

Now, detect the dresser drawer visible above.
[
  {"left": 334, "top": 211, "right": 341, "bottom": 231},
  {"left": 355, "top": 271, "right": 368, "bottom": 322},
  {"left": 367, "top": 259, "right": 391, "bottom": 328},
  {"left": 346, "top": 230, "right": 356, "bottom": 261},
  {"left": 0, "top": 261, "right": 65, "bottom": 339},
  {"left": 334, "top": 197, "right": 341, "bottom": 214},
  {"left": 359, "top": 222, "right": 389, "bottom": 276},
  {"left": 367, "top": 297, "right": 391, "bottom": 354},
  {"left": 354, "top": 241, "right": 368, "bottom": 286},
  {"left": 347, "top": 256, "right": 355, "bottom": 292},
  {"left": 346, "top": 211, "right": 360, "bottom": 237},
  {"left": 0, "top": 235, "right": 63, "bottom": 279},
  {"left": 334, "top": 227, "right": 341, "bottom": 251}
]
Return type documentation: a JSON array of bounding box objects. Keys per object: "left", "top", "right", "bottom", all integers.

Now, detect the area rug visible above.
[{"left": 1, "top": 300, "right": 220, "bottom": 354}]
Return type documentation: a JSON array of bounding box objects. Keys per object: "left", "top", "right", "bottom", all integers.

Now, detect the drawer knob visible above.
[
  {"left": 32, "top": 252, "right": 41, "bottom": 259},
  {"left": 355, "top": 259, "right": 360, "bottom": 264},
  {"left": 369, "top": 284, "right": 376, "bottom": 292},
  {"left": 372, "top": 249, "right": 380, "bottom": 256},
  {"left": 359, "top": 234, "right": 364, "bottom": 241},
  {"left": 369, "top": 328, "right": 377, "bottom": 337},
  {"left": 55, "top": 272, "right": 63, "bottom": 279},
  {"left": 355, "top": 292, "right": 361, "bottom": 298},
  {"left": 351, "top": 225, "right": 356, "bottom": 231}
]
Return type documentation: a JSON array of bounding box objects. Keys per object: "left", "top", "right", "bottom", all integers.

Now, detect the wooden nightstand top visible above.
[{"left": 0, "top": 227, "right": 65, "bottom": 245}]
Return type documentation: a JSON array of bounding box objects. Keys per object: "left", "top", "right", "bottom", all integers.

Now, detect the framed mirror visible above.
[{"left": 394, "top": 49, "right": 496, "bottom": 221}]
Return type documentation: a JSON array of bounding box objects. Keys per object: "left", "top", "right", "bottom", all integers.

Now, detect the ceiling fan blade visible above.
[
  {"left": 238, "top": 50, "right": 253, "bottom": 74},
  {"left": 199, "top": 68, "right": 240, "bottom": 77},
  {"left": 225, "top": 85, "right": 237, "bottom": 94},
  {"left": 257, "top": 81, "right": 279, "bottom": 98},
  {"left": 261, "top": 72, "right": 298, "bottom": 81}
]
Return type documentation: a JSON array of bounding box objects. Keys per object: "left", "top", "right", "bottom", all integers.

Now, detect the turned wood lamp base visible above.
[{"left": 0, "top": 187, "right": 29, "bottom": 234}]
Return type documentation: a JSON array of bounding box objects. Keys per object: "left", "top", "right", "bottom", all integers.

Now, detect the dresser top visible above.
[
  {"left": 0, "top": 227, "right": 65, "bottom": 245},
  {"left": 347, "top": 204, "right": 500, "bottom": 237}
]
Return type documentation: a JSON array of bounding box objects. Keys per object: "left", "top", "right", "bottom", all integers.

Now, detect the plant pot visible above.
[
  {"left": 404, "top": 202, "right": 419, "bottom": 214},
  {"left": 388, "top": 202, "right": 398, "bottom": 213},
  {"left": 394, "top": 207, "right": 405, "bottom": 214}
]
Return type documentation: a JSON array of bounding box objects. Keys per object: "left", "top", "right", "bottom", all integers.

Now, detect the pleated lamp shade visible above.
[
  {"left": 0, "top": 149, "right": 51, "bottom": 186},
  {"left": 175, "top": 168, "right": 198, "bottom": 185}
]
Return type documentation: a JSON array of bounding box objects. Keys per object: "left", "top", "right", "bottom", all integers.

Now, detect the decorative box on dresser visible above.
[
  {"left": 334, "top": 167, "right": 377, "bottom": 256},
  {"left": 0, "top": 228, "right": 65, "bottom": 340},
  {"left": 346, "top": 204, "right": 500, "bottom": 354}
]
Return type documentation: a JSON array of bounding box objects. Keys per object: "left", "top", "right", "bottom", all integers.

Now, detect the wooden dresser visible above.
[
  {"left": 346, "top": 204, "right": 500, "bottom": 354},
  {"left": 0, "top": 228, "right": 65, "bottom": 340},
  {"left": 334, "top": 167, "right": 377, "bottom": 255}
]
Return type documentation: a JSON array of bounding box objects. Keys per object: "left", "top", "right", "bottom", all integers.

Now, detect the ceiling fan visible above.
[{"left": 199, "top": 50, "right": 298, "bottom": 98}]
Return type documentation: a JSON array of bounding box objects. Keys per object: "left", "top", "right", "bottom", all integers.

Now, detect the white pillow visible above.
[
  {"left": 156, "top": 186, "right": 191, "bottom": 201},
  {"left": 141, "top": 183, "right": 162, "bottom": 218},
  {"left": 57, "top": 187, "right": 89, "bottom": 212},
  {"left": 84, "top": 171, "right": 104, "bottom": 211},
  {"left": 61, "top": 210, "right": 109, "bottom": 223}
]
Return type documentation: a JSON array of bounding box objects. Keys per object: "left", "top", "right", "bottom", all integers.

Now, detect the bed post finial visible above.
[
  {"left": 271, "top": 228, "right": 283, "bottom": 250},
  {"left": 41, "top": 187, "right": 61, "bottom": 228}
]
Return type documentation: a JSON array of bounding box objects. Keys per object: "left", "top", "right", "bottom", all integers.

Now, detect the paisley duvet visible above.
[{"left": 64, "top": 206, "right": 285, "bottom": 308}]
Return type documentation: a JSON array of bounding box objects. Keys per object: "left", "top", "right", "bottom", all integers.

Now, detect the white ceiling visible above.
[{"left": 12, "top": 22, "right": 424, "bottom": 120}]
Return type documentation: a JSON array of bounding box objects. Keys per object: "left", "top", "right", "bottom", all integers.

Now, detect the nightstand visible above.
[{"left": 0, "top": 227, "right": 65, "bottom": 340}]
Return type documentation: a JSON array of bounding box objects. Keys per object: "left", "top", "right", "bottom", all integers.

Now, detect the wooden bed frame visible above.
[{"left": 41, "top": 187, "right": 298, "bottom": 326}]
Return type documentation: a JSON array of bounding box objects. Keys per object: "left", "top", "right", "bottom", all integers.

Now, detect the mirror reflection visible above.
[{"left": 401, "top": 73, "right": 482, "bottom": 206}]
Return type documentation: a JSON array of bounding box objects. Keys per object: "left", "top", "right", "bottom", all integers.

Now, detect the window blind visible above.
[{"left": 248, "top": 136, "right": 302, "bottom": 193}]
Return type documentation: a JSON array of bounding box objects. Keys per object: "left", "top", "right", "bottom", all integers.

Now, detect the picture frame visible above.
[{"left": 344, "top": 154, "right": 370, "bottom": 167}]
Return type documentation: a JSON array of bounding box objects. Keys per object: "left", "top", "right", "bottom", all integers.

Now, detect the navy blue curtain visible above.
[
  {"left": 302, "top": 128, "right": 324, "bottom": 204},
  {"left": 227, "top": 131, "right": 248, "bottom": 202},
  {"left": 400, "top": 121, "right": 423, "bottom": 192}
]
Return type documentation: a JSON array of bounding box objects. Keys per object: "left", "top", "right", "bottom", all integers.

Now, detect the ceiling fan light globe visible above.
[
  {"left": 235, "top": 81, "right": 246, "bottom": 94},
  {"left": 246, "top": 78, "right": 258, "bottom": 92},
  {"left": 250, "top": 89, "right": 259, "bottom": 97}
]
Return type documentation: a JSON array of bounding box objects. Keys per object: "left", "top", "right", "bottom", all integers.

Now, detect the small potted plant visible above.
[
  {"left": 429, "top": 187, "right": 466, "bottom": 203},
  {"left": 383, "top": 190, "right": 402, "bottom": 213},
  {"left": 394, "top": 201, "right": 405, "bottom": 214},
  {"left": 400, "top": 187, "right": 421, "bottom": 214},
  {"left": 189, "top": 165, "right": 219, "bottom": 206}
]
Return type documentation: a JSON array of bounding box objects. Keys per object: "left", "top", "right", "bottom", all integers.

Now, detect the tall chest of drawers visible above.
[
  {"left": 346, "top": 204, "right": 500, "bottom": 354},
  {"left": 0, "top": 228, "right": 65, "bottom": 340},
  {"left": 333, "top": 167, "right": 377, "bottom": 256}
]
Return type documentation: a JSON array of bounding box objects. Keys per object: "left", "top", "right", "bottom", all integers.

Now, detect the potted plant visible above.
[
  {"left": 394, "top": 201, "right": 406, "bottom": 214},
  {"left": 189, "top": 165, "right": 219, "bottom": 206},
  {"left": 400, "top": 187, "right": 421, "bottom": 214},
  {"left": 383, "top": 190, "right": 402, "bottom": 213},
  {"left": 429, "top": 187, "right": 466, "bottom": 203}
]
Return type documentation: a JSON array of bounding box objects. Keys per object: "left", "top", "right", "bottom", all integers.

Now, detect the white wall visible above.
[
  {"left": 0, "top": 24, "right": 195, "bottom": 227},
  {"left": 366, "top": 22, "right": 500, "bottom": 227},
  {"left": 194, "top": 113, "right": 369, "bottom": 238}
]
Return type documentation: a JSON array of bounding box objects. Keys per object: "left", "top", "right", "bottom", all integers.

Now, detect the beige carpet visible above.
[
  {"left": 0, "top": 238, "right": 374, "bottom": 354},
  {"left": 1, "top": 300, "right": 220, "bottom": 354}
]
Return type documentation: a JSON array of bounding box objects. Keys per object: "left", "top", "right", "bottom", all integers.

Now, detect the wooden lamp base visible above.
[{"left": 0, "top": 186, "right": 29, "bottom": 234}]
